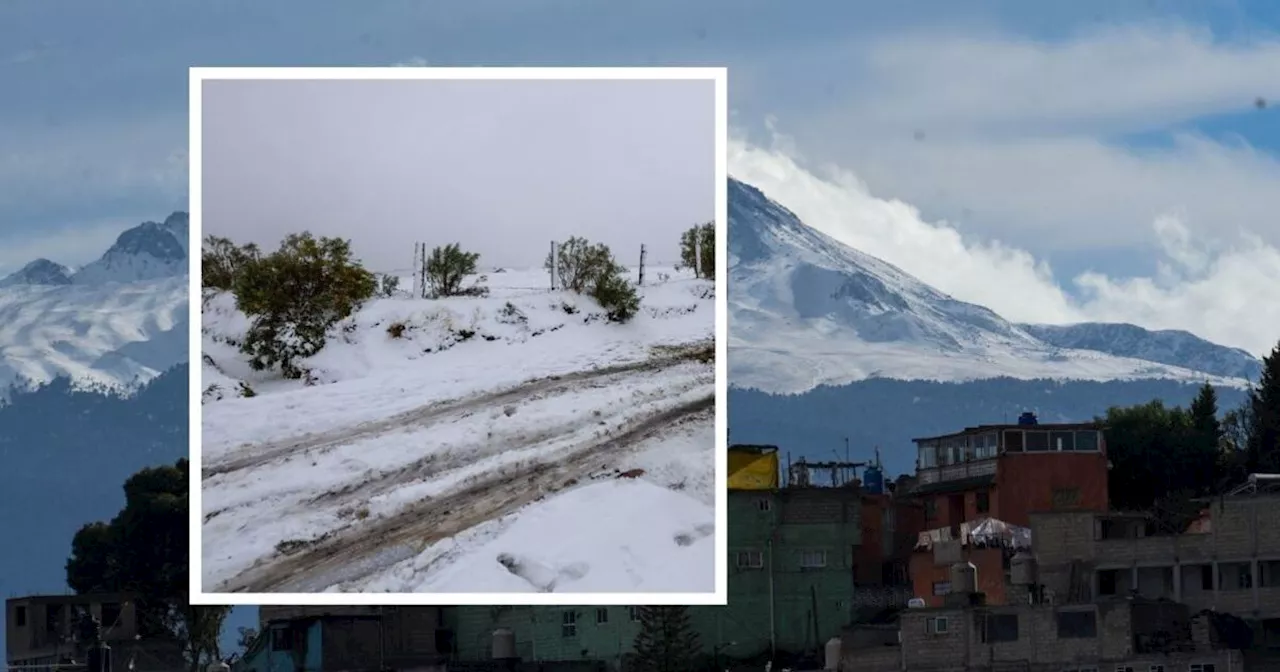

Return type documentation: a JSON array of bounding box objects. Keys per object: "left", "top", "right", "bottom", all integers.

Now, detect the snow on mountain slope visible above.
[
  {"left": 73, "top": 212, "right": 188, "bottom": 285},
  {"left": 0, "top": 277, "right": 189, "bottom": 394},
  {"left": 0, "top": 213, "right": 191, "bottom": 395},
  {"left": 1019, "top": 322, "right": 1263, "bottom": 382},
  {"left": 728, "top": 178, "right": 1252, "bottom": 394},
  {"left": 0, "top": 259, "right": 73, "bottom": 288}
]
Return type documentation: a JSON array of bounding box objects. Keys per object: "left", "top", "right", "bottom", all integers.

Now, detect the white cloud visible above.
[
  {"left": 773, "top": 23, "right": 1280, "bottom": 254},
  {"left": 729, "top": 137, "right": 1280, "bottom": 358}
]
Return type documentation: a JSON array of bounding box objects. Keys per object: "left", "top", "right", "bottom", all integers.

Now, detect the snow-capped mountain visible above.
[
  {"left": 1019, "top": 322, "right": 1263, "bottom": 382},
  {"left": 72, "top": 212, "right": 188, "bottom": 285},
  {"left": 0, "top": 213, "right": 190, "bottom": 396},
  {"left": 0, "top": 259, "right": 73, "bottom": 287},
  {"left": 727, "top": 178, "right": 1256, "bottom": 394}
]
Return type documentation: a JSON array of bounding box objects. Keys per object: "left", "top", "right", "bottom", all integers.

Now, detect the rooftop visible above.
[{"left": 913, "top": 421, "right": 1100, "bottom": 444}]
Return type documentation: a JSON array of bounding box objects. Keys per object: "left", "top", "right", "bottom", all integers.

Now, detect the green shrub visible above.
[
  {"left": 232, "top": 232, "right": 376, "bottom": 379},
  {"left": 679, "top": 222, "right": 715, "bottom": 279},
  {"left": 202, "top": 235, "right": 260, "bottom": 290},
  {"left": 426, "top": 243, "right": 483, "bottom": 297}
]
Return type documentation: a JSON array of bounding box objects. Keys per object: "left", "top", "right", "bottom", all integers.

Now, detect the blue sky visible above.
[{"left": 2, "top": 0, "right": 1280, "bottom": 654}]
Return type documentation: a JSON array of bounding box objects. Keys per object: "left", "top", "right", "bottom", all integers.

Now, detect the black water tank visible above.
[{"left": 1018, "top": 412, "right": 1038, "bottom": 426}]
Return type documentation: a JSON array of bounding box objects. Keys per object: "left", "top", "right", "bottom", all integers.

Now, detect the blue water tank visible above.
[
  {"left": 863, "top": 465, "right": 885, "bottom": 494},
  {"left": 1018, "top": 412, "right": 1038, "bottom": 426}
]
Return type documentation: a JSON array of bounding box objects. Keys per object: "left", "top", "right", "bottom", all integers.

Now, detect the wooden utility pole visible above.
[
  {"left": 550, "top": 240, "right": 558, "bottom": 291},
  {"left": 638, "top": 244, "right": 647, "bottom": 286},
  {"left": 693, "top": 232, "right": 702, "bottom": 278},
  {"left": 418, "top": 242, "right": 427, "bottom": 298}
]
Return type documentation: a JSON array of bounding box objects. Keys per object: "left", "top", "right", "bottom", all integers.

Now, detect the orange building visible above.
[{"left": 906, "top": 413, "right": 1108, "bottom": 606}]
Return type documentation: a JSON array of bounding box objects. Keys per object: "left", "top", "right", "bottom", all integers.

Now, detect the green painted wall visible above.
[{"left": 451, "top": 489, "right": 861, "bottom": 665}]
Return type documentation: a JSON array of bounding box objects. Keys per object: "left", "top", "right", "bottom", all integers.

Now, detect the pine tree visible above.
[
  {"left": 1188, "top": 382, "right": 1222, "bottom": 491},
  {"left": 1248, "top": 341, "right": 1280, "bottom": 472},
  {"left": 632, "top": 606, "right": 701, "bottom": 672}
]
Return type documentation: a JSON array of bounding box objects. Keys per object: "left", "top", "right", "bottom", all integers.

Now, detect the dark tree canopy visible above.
[
  {"left": 65, "top": 458, "right": 228, "bottom": 672},
  {"left": 1247, "top": 342, "right": 1280, "bottom": 473}
]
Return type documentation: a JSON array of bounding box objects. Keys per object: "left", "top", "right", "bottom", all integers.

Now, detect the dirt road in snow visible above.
[
  {"left": 202, "top": 342, "right": 714, "bottom": 593},
  {"left": 201, "top": 343, "right": 711, "bottom": 480}
]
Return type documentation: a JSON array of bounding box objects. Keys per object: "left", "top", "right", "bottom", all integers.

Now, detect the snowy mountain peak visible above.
[
  {"left": 727, "top": 178, "right": 1255, "bottom": 393},
  {"left": 0, "top": 258, "right": 73, "bottom": 288},
  {"left": 72, "top": 213, "right": 189, "bottom": 285},
  {"left": 729, "top": 177, "right": 1032, "bottom": 352}
]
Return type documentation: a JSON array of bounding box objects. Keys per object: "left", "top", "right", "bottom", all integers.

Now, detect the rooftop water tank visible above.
[
  {"left": 950, "top": 561, "right": 977, "bottom": 593},
  {"left": 1010, "top": 551, "right": 1038, "bottom": 586},
  {"left": 1018, "top": 412, "right": 1038, "bottom": 426},
  {"left": 824, "top": 637, "right": 842, "bottom": 671},
  {"left": 862, "top": 465, "right": 885, "bottom": 495},
  {"left": 492, "top": 628, "right": 517, "bottom": 660}
]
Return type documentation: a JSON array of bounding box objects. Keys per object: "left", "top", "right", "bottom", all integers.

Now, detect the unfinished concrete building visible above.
[
  {"left": 840, "top": 597, "right": 1244, "bottom": 672},
  {"left": 1029, "top": 485, "right": 1280, "bottom": 649}
]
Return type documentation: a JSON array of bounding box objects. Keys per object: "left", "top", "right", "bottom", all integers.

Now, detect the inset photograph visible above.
[{"left": 191, "top": 68, "right": 725, "bottom": 601}]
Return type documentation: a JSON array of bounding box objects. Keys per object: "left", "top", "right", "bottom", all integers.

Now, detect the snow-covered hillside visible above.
[
  {"left": 0, "top": 214, "right": 189, "bottom": 395},
  {"left": 200, "top": 266, "right": 715, "bottom": 594},
  {"left": 728, "top": 178, "right": 1255, "bottom": 394}
]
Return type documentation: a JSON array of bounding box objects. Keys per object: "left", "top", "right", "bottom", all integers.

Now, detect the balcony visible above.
[{"left": 917, "top": 456, "right": 998, "bottom": 485}]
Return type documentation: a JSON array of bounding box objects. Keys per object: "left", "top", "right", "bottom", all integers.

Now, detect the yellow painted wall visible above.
[{"left": 728, "top": 450, "right": 778, "bottom": 490}]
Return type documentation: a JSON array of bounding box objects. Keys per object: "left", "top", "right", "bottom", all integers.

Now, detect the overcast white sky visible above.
[{"left": 200, "top": 77, "right": 715, "bottom": 271}]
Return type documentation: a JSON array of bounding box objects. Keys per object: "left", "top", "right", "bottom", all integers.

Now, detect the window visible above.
[
  {"left": 1220, "top": 562, "right": 1253, "bottom": 590},
  {"left": 1149, "top": 666, "right": 1165, "bottom": 672},
  {"left": 1050, "top": 431, "right": 1075, "bottom": 451},
  {"left": 756, "top": 498, "right": 772, "bottom": 512},
  {"left": 1025, "top": 431, "right": 1049, "bottom": 452},
  {"left": 933, "top": 581, "right": 952, "bottom": 596},
  {"left": 919, "top": 441, "right": 938, "bottom": 468},
  {"left": 595, "top": 608, "right": 609, "bottom": 624},
  {"left": 1189, "top": 665, "right": 1216, "bottom": 672},
  {"left": 979, "top": 613, "right": 1019, "bottom": 643},
  {"left": 976, "top": 491, "right": 990, "bottom": 514},
  {"left": 1056, "top": 609, "right": 1098, "bottom": 638},
  {"left": 800, "top": 550, "right": 828, "bottom": 569},
  {"left": 1076, "top": 430, "right": 1099, "bottom": 451},
  {"left": 926, "top": 617, "right": 949, "bottom": 634},
  {"left": 974, "top": 432, "right": 998, "bottom": 459},
  {"left": 561, "top": 611, "right": 577, "bottom": 638},
  {"left": 736, "top": 550, "right": 763, "bottom": 569},
  {"left": 924, "top": 498, "right": 938, "bottom": 521},
  {"left": 14, "top": 606, "right": 26, "bottom": 627},
  {"left": 270, "top": 627, "right": 292, "bottom": 652},
  {"left": 1005, "top": 430, "right": 1024, "bottom": 452},
  {"left": 629, "top": 607, "right": 641, "bottom": 622},
  {"left": 1115, "top": 667, "right": 1134, "bottom": 672}
]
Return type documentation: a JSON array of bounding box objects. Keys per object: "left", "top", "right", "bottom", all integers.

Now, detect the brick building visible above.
[
  {"left": 841, "top": 597, "right": 1244, "bottom": 672},
  {"left": 909, "top": 414, "right": 1109, "bottom": 606}
]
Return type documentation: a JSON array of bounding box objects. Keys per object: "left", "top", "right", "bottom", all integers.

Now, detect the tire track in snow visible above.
[
  {"left": 201, "top": 344, "right": 710, "bottom": 480},
  {"left": 301, "top": 367, "right": 711, "bottom": 509},
  {"left": 212, "top": 393, "right": 714, "bottom": 593}
]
